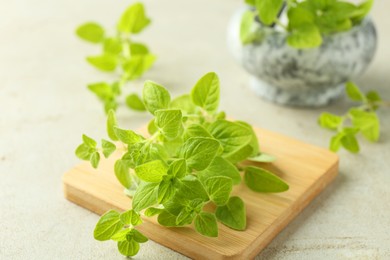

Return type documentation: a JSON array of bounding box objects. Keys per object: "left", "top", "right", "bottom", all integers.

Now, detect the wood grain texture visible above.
[{"left": 63, "top": 127, "right": 338, "bottom": 260}]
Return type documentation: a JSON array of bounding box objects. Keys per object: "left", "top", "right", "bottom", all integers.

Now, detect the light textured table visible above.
[{"left": 0, "top": 0, "right": 389, "bottom": 259}]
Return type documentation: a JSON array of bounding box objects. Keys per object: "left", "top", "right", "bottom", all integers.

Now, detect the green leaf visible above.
[
  {"left": 120, "top": 210, "right": 142, "bottom": 226},
  {"left": 117, "top": 239, "right": 140, "bottom": 257},
  {"left": 94, "top": 210, "right": 123, "bottom": 241},
  {"left": 170, "top": 94, "right": 196, "bottom": 114},
  {"left": 256, "top": 0, "right": 284, "bottom": 25},
  {"left": 287, "top": 7, "right": 315, "bottom": 29},
  {"left": 143, "top": 81, "right": 171, "bottom": 115},
  {"left": 223, "top": 144, "right": 253, "bottom": 164},
  {"left": 147, "top": 119, "right": 158, "bottom": 135},
  {"left": 366, "top": 90, "right": 381, "bottom": 103},
  {"left": 167, "top": 159, "right": 187, "bottom": 179},
  {"left": 88, "top": 82, "right": 113, "bottom": 101},
  {"left": 117, "top": 3, "right": 151, "bottom": 34},
  {"left": 205, "top": 176, "right": 233, "bottom": 206},
  {"left": 126, "top": 93, "right": 146, "bottom": 111},
  {"left": 135, "top": 160, "right": 167, "bottom": 182},
  {"left": 194, "top": 212, "right": 218, "bottom": 237},
  {"left": 318, "top": 112, "right": 343, "bottom": 130},
  {"left": 245, "top": 0, "right": 255, "bottom": 6},
  {"left": 184, "top": 124, "right": 212, "bottom": 140},
  {"left": 215, "top": 197, "right": 246, "bottom": 231},
  {"left": 176, "top": 177, "right": 209, "bottom": 201},
  {"left": 346, "top": 82, "right": 365, "bottom": 102},
  {"left": 209, "top": 120, "right": 252, "bottom": 156},
  {"left": 131, "top": 229, "right": 148, "bottom": 243},
  {"left": 236, "top": 121, "right": 260, "bottom": 157},
  {"left": 341, "top": 133, "right": 360, "bottom": 153},
  {"left": 158, "top": 179, "right": 175, "bottom": 204},
  {"left": 90, "top": 152, "right": 100, "bottom": 169},
  {"left": 103, "top": 37, "right": 122, "bottom": 55},
  {"left": 114, "top": 127, "right": 143, "bottom": 145},
  {"left": 130, "top": 42, "right": 149, "bottom": 55},
  {"left": 114, "top": 159, "right": 132, "bottom": 189},
  {"left": 101, "top": 139, "right": 116, "bottom": 158},
  {"left": 240, "top": 10, "right": 256, "bottom": 45},
  {"left": 349, "top": 108, "right": 380, "bottom": 142},
  {"left": 83, "top": 134, "right": 97, "bottom": 148},
  {"left": 155, "top": 109, "right": 183, "bottom": 140},
  {"left": 180, "top": 137, "right": 221, "bottom": 171},
  {"left": 248, "top": 153, "right": 276, "bottom": 163},
  {"left": 86, "top": 54, "right": 117, "bottom": 72},
  {"left": 287, "top": 23, "right": 322, "bottom": 49},
  {"left": 144, "top": 207, "right": 164, "bottom": 217},
  {"left": 191, "top": 72, "right": 220, "bottom": 113},
  {"left": 158, "top": 210, "right": 179, "bottom": 227},
  {"left": 329, "top": 132, "right": 344, "bottom": 152},
  {"left": 351, "top": 0, "right": 373, "bottom": 24},
  {"left": 198, "top": 156, "right": 241, "bottom": 185},
  {"left": 75, "top": 143, "right": 93, "bottom": 161},
  {"left": 76, "top": 22, "right": 104, "bottom": 43},
  {"left": 244, "top": 166, "right": 289, "bottom": 193},
  {"left": 107, "top": 110, "right": 118, "bottom": 141},
  {"left": 111, "top": 229, "right": 131, "bottom": 241},
  {"left": 123, "top": 54, "right": 156, "bottom": 80},
  {"left": 176, "top": 208, "right": 195, "bottom": 226},
  {"left": 132, "top": 182, "right": 159, "bottom": 211}
]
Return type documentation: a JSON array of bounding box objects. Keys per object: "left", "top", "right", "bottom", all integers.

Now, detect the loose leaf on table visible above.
[
  {"left": 191, "top": 72, "right": 220, "bottom": 113},
  {"left": 194, "top": 212, "right": 218, "bottom": 237},
  {"left": 76, "top": 22, "right": 105, "bottom": 43},
  {"left": 244, "top": 166, "right": 289, "bottom": 193},
  {"left": 215, "top": 196, "right": 246, "bottom": 231},
  {"left": 94, "top": 210, "right": 123, "bottom": 241}
]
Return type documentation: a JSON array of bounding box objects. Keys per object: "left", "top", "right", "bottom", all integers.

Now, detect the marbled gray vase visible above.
[{"left": 227, "top": 6, "right": 377, "bottom": 107}]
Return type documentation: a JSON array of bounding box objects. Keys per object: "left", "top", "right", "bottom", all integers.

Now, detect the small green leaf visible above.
[
  {"left": 170, "top": 94, "right": 196, "bottom": 114},
  {"left": 130, "top": 42, "right": 149, "bottom": 55},
  {"left": 176, "top": 177, "right": 209, "bottom": 201},
  {"left": 244, "top": 166, "right": 289, "bottom": 193},
  {"left": 240, "top": 10, "right": 256, "bottom": 45},
  {"left": 155, "top": 109, "right": 183, "bottom": 140},
  {"left": 215, "top": 197, "right": 246, "bottom": 231},
  {"left": 287, "top": 23, "right": 322, "bottom": 49},
  {"left": 88, "top": 82, "right": 113, "bottom": 101},
  {"left": 205, "top": 176, "right": 233, "bottom": 206},
  {"left": 75, "top": 143, "right": 93, "bottom": 161},
  {"left": 86, "top": 54, "right": 117, "bottom": 72},
  {"left": 247, "top": 153, "right": 276, "bottom": 163},
  {"left": 90, "top": 152, "right": 100, "bottom": 168},
  {"left": 351, "top": 0, "right": 373, "bottom": 23},
  {"left": 76, "top": 22, "right": 104, "bottom": 43},
  {"left": 256, "top": 0, "right": 284, "bottom": 25},
  {"left": 167, "top": 159, "right": 187, "bottom": 178},
  {"left": 329, "top": 132, "right": 344, "bottom": 152},
  {"left": 103, "top": 37, "right": 122, "bottom": 55},
  {"left": 180, "top": 137, "right": 221, "bottom": 171},
  {"left": 120, "top": 210, "right": 142, "bottom": 226},
  {"left": 236, "top": 121, "right": 260, "bottom": 157},
  {"left": 111, "top": 229, "right": 131, "bottom": 241},
  {"left": 126, "top": 93, "right": 146, "bottom": 111},
  {"left": 135, "top": 160, "right": 167, "bottom": 182},
  {"left": 132, "top": 182, "right": 159, "bottom": 211},
  {"left": 209, "top": 120, "right": 252, "bottom": 156},
  {"left": 346, "top": 82, "right": 365, "bottom": 102},
  {"left": 147, "top": 119, "right": 158, "bottom": 135},
  {"left": 198, "top": 156, "right": 241, "bottom": 185},
  {"left": 191, "top": 72, "right": 220, "bottom": 113},
  {"left": 158, "top": 179, "right": 175, "bottom": 204},
  {"left": 157, "top": 210, "right": 179, "bottom": 227},
  {"left": 94, "top": 210, "right": 123, "bottom": 241},
  {"left": 101, "top": 139, "right": 116, "bottom": 158},
  {"left": 114, "top": 127, "right": 143, "bottom": 145},
  {"left": 117, "top": 239, "right": 140, "bottom": 257},
  {"left": 123, "top": 54, "right": 156, "bottom": 80},
  {"left": 117, "top": 3, "right": 151, "bottom": 34},
  {"left": 83, "top": 134, "right": 97, "bottom": 148},
  {"left": 366, "top": 90, "right": 381, "bottom": 104},
  {"left": 349, "top": 108, "right": 380, "bottom": 142},
  {"left": 114, "top": 160, "right": 132, "bottom": 189},
  {"left": 318, "top": 112, "right": 343, "bottom": 130},
  {"left": 287, "top": 7, "right": 314, "bottom": 29},
  {"left": 194, "top": 212, "right": 218, "bottom": 237},
  {"left": 176, "top": 208, "right": 195, "bottom": 226},
  {"left": 131, "top": 229, "right": 148, "bottom": 243},
  {"left": 107, "top": 110, "right": 118, "bottom": 141},
  {"left": 144, "top": 207, "right": 164, "bottom": 217},
  {"left": 341, "top": 133, "right": 360, "bottom": 153},
  {"left": 184, "top": 124, "right": 212, "bottom": 140},
  {"left": 142, "top": 81, "right": 171, "bottom": 115}
]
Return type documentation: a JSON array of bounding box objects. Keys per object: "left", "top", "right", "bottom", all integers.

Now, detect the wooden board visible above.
[{"left": 63, "top": 127, "right": 338, "bottom": 260}]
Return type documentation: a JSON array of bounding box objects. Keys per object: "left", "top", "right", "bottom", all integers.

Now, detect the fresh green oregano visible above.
[
  {"left": 76, "top": 2, "right": 155, "bottom": 113},
  {"left": 318, "top": 82, "right": 389, "bottom": 153},
  {"left": 241, "top": 0, "right": 374, "bottom": 48},
  {"left": 75, "top": 72, "right": 289, "bottom": 257}
]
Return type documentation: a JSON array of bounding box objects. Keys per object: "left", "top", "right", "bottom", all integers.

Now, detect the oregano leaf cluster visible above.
[
  {"left": 76, "top": 2, "right": 155, "bottom": 113},
  {"left": 318, "top": 82, "right": 388, "bottom": 153},
  {"left": 75, "top": 72, "right": 289, "bottom": 257},
  {"left": 241, "top": 0, "right": 374, "bottom": 49}
]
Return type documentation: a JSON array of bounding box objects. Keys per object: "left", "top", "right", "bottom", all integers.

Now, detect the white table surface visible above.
[{"left": 0, "top": 0, "right": 389, "bottom": 259}]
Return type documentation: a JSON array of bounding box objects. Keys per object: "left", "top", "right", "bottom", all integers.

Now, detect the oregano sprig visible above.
[
  {"left": 76, "top": 2, "right": 155, "bottom": 113},
  {"left": 241, "top": 0, "right": 374, "bottom": 48},
  {"left": 318, "top": 82, "right": 389, "bottom": 153},
  {"left": 75, "top": 72, "right": 289, "bottom": 257}
]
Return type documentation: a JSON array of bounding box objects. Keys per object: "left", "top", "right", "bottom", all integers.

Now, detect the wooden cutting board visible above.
[{"left": 63, "top": 127, "right": 338, "bottom": 260}]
